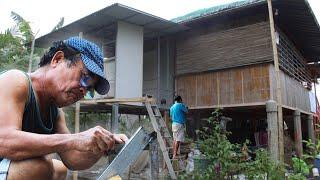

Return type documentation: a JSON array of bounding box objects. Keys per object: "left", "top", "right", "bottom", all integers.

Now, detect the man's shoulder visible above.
[
  {"left": 0, "top": 69, "right": 29, "bottom": 97},
  {"left": 1, "top": 69, "right": 28, "bottom": 81},
  {"left": 170, "top": 103, "right": 178, "bottom": 109}
]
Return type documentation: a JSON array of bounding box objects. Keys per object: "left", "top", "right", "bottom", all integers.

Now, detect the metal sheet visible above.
[
  {"left": 97, "top": 127, "right": 156, "bottom": 180},
  {"left": 35, "top": 3, "right": 188, "bottom": 48}
]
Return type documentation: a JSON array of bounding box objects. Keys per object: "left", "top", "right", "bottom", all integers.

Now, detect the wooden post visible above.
[
  {"left": 266, "top": 100, "right": 279, "bottom": 161},
  {"left": 164, "top": 111, "right": 171, "bottom": 132},
  {"left": 111, "top": 103, "right": 119, "bottom": 133},
  {"left": 73, "top": 102, "right": 80, "bottom": 180},
  {"left": 307, "top": 114, "right": 316, "bottom": 144},
  {"left": 293, "top": 110, "right": 303, "bottom": 157},
  {"left": 267, "top": 0, "right": 284, "bottom": 162},
  {"left": 157, "top": 36, "right": 161, "bottom": 105},
  {"left": 149, "top": 139, "right": 159, "bottom": 180}
]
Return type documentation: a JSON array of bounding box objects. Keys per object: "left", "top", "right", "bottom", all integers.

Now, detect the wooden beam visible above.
[
  {"left": 267, "top": 0, "right": 284, "bottom": 162},
  {"left": 217, "top": 72, "right": 220, "bottom": 106},
  {"left": 241, "top": 70, "right": 244, "bottom": 103},
  {"left": 157, "top": 36, "right": 161, "bottom": 105},
  {"left": 111, "top": 103, "right": 119, "bottom": 133},
  {"left": 266, "top": 100, "right": 279, "bottom": 161},
  {"left": 281, "top": 105, "right": 313, "bottom": 116},
  {"left": 79, "top": 97, "right": 154, "bottom": 104},
  {"left": 73, "top": 102, "right": 80, "bottom": 180},
  {"left": 293, "top": 110, "right": 303, "bottom": 157},
  {"left": 188, "top": 102, "right": 265, "bottom": 109},
  {"left": 307, "top": 114, "right": 316, "bottom": 144}
]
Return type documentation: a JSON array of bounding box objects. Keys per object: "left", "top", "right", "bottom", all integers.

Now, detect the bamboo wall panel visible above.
[
  {"left": 243, "top": 65, "right": 270, "bottom": 103},
  {"left": 176, "top": 64, "right": 270, "bottom": 108},
  {"left": 269, "top": 65, "right": 311, "bottom": 112},
  {"left": 176, "top": 75, "right": 197, "bottom": 107},
  {"left": 176, "top": 21, "right": 272, "bottom": 75},
  {"left": 196, "top": 73, "right": 218, "bottom": 106},
  {"left": 219, "top": 69, "right": 243, "bottom": 105}
]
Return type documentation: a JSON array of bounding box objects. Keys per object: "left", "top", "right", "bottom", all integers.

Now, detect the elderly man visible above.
[{"left": 0, "top": 37, "right": 127, "bottom": 180}]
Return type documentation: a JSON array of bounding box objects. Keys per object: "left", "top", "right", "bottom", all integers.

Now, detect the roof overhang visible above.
[
  {"left": 35, "top": 3, "right": 188, "bottom": 48},
  {"left": 273, "top": 0, "right": 320, "bottom": 62}
]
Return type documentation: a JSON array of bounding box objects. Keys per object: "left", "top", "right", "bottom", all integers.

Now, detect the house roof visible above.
[
  {"left": 35, "top": 3, "right": 188, "bottom": 47},
  {"left": 36, "top": 1, "right": 320, "bottom": 63},
  {"left": 171, "top": 0, "right": 265, "bottom": 23},
  {"left": 172, "top": 0, "right": 320, "bottom": 63}
]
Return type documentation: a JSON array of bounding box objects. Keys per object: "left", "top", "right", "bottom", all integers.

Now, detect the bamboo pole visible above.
[
  {"left": 73, "top": 102, "right": 80, "bottom": 180},
  {"left": 267, "top": 0, "right": 284, "bottom": 162}
]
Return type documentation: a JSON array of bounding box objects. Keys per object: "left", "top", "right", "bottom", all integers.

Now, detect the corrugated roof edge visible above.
[
  {"left": 304, "top": 0, "right": 320, "bottom": 32},
  {"left": 171, "top": 0, "right": 266, "bottom": 23}
]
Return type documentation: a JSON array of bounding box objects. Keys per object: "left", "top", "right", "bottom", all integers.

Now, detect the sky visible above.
[{"left": 1, "top": 0, "right": 319, "bottom": 37}]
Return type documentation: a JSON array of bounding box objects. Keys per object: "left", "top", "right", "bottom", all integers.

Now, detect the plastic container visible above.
[
  {"left": 193, "top": 155, "right": 212, "bottom": 173},
  {"left": 314, "top": 155, "right": 320, "bottom": 170}
]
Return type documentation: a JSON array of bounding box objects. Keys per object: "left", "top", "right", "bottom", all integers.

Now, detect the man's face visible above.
[{"left": 50, "top": 55, "right": 98, "bottom": 107}]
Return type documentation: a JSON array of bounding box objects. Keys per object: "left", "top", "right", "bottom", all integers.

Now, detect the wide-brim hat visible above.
[{"left": 65, "top": 37, "right": 109, "bottom": 95}]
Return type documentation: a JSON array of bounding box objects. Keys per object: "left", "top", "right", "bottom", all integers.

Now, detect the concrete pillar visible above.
[
  {"left": 149, "top": 140, "right": 159, "bottom": 180},
  {"left": 111, "top": 103, "right": 119, "bottom": 133},
  {"left": 307, "top": 114, "right": 316, "bottom": 144},
  {"left": 266, "top": 100, "right": 279, "bottom": 161},
  {"left": 293, "top": 110, "right": 303, "bottom": 157},
  {"left": 115, "top": 21, "right": 143, "bottom": 99}
]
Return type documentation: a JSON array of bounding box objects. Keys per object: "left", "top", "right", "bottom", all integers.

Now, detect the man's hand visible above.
[
  {"left": 113, "top": 133, "right": 129, "bottom": 143},
  {"left": 73, "top": 126, "right": 128, "bottom": 155}
]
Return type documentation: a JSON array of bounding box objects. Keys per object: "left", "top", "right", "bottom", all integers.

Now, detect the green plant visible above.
[{"left": 179, "top": 109, "right": 286, "bottom": 180}]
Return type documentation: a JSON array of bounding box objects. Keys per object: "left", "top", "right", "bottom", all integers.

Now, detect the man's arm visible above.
[
  {"left": 0, "top": 70, "right": 76, "bottom": 160},
  {"left": 55, "top": 109, "right": 102, "bottom": 170},
  {"left": 0, "top": 70, "right": 122, "bottom": 170},
  {"left": 181, "top": 103, "right": 188, "bottom": 113},
  {"left": 55, "top": 109, "right": 127, "bottom": 170}
]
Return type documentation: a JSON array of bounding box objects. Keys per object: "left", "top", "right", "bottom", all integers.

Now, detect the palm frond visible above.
[
  {"left": 10, "top": 11, "right": 33, "bottom": 44},
  {"left": 51, "top": 17, "right": 64, "bottom": 32}
]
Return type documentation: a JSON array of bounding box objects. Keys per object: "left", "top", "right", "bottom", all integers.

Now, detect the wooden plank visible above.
[
  {"left": 79, "top": 97, "right": 152, "bottom": 104},
  {"left": 276, "top": 67, "right": 311, "bottom": 112},
  {"left": 188, "top": 102, "right": 265, "bottom": 109},
  {"left": 196, "top": 72, "right": 217, "bottom": 106},
  {"left": 176, "top": 76, "right": 196, "bottom": 107},
  {"left": 176, "top": 64, "right": 271, "bottom": 109},
  {"left": 233, "top": 69, "right": 243, "bottom": 104}
]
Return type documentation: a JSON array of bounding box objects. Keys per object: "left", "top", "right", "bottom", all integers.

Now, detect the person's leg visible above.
[
  {"left": 172, "top": 124, "right": 178, "bottom": 159},
  {"left": 173, "top": 140, "right": 177, "bottom": 159},
  {"left": 7, "top": 156, "right": 67, "bottom": 180},
  {"left": 176, "top": 141, "right": 181, "bottom": 156},
  {"left": 52, "top": 159, "right": 67, "bottom": 180}
]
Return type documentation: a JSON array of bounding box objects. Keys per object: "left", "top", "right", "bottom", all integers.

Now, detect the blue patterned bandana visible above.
[{"left": 65, "top": 37, "right": 109, "bottom": 95}]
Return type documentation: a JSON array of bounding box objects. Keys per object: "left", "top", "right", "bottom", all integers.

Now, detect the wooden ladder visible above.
[{"left": 145, "top": 99, "right": 177, "bottom": 179}]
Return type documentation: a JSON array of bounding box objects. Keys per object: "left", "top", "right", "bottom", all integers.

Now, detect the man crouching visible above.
[{"left": 0, "top": 37, "right": 128, "bottom": 180}]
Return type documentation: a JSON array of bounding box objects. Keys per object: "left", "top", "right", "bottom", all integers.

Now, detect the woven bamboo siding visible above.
[
  {"left": 176, "top": 64, "right": 270, "bottom": 108},
  {"left": 176, "top": 76, "right": 197, "bottom": 107},
  {"left": 196, "top": 73, "right": 218, "bottom": 106},
  {"left": 269, "top": 65, "right": 310, "bottom": 112},
  {"left": 176, "top": 21, "right": 272, "bottom": 75}
]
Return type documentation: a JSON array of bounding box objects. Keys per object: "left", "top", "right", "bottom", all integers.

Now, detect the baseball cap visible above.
[{"left": 64, "top": 37, "right": 110, "bottom": 95}]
